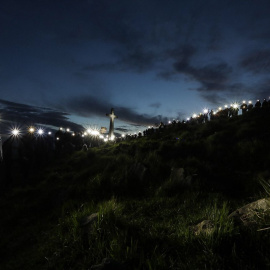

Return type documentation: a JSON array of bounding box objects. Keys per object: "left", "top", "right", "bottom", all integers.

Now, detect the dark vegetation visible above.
[{"left": 1, "top": 107, "right": 270, "bottom": 269}]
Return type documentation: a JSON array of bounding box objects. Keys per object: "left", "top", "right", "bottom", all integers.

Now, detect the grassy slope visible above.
[{"left": 1, "top": 108, "right": 270, "bottom": 269}]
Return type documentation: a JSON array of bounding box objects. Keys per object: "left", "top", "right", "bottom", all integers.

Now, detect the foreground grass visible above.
[{"left": 1, "top": 110, "right": 270, "bottom": 269}]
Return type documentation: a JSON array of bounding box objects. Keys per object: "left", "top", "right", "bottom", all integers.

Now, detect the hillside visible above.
[{"left": 1, "top": 107, "right": 270, "bottom": 269}]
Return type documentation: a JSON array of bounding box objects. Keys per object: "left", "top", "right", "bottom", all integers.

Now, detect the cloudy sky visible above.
[{"left": 1, "top": 0, "right": 270, "bottom": 136}]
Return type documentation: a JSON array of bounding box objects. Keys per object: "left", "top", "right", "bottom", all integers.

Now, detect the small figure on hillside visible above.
[
  {"left": 255, "top": 99, "right": 261, "bottom": 109},
  {"left": 209, "top": 110, "right": 214, "bottom": 120},
  {"left": 262, "top": 98, "right": 268, "bottom": 108},
  {"left": 203, "top": 110, "right": 209, "bottom": 122},
  {"left": 228, "top": 105, "right": 234, "bottom": 117},
  {"left": 240, "top": 101, "right": 247, "bottom": 114},
  {"left": 247, "top": 101, "right": 253, "bottom": 111}
]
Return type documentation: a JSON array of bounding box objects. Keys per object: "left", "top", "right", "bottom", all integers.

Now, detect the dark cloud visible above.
[
  {"left": 0, "top": 99, "right": 83, "bottom": 132},
  {"left": 240, "top": 49, "right": 270, "bottom": 74},
  {"left": 115, "top": 127, "right": 129, "bottom": 132},
  {"left": 175, "top": 61, "right": 232, "bottom": 92},
  {"left": 61, "top": 95, "right": 167, "bottom": 126},
  {"left": 199, "top": 93, "right": 228, "bottom": 106},
  {"left": 149, "top": 103, "right": 161, "bottom": 109}
]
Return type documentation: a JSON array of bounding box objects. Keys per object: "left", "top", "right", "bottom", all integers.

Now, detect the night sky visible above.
[{"left": 1, "top": 0, "right": 270, "bottom": 138}]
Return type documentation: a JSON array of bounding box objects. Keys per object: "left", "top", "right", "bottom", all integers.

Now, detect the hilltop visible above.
[{"left": 1, "top": 107, "right": 270, "bottom": 269}]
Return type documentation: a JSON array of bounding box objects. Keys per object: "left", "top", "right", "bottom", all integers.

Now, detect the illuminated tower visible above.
[{"left": 106, "top": 108, "right": 118, "bottom": 139}]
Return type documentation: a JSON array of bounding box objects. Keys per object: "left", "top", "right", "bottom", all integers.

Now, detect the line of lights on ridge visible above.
[{"left": 6, "top": 99, "right": 267, "bottom": 141}]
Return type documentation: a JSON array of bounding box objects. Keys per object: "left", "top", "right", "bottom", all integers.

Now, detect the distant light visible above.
[
  {"left": 60, "top": 127, "right": 63, "bottom": 130},
  {"left": 232, "top": 103, "right": 238, "bottom": 109},
  {"left": 193, "top": 114, "right": 197, "bottom": 118},
  {"left": 99, "top": 135, "right": 104, "bottom": 139},
  {"left": 203, "top": 109, "right": 208, "bottom": 114},
  {"left": 37, "top": 128, "right": 44, "bottom": 135},
  {"left": 48, "top": 131, "right": 52, "bottom": 135},
  {"left": 168, "top": 121, "right": 171, "bottom": 124},
  {"left": 82, "top": 134, "right": 85, "bottom": 137},
  {"left": 66, "top": 128, "right": 70, "bottom": 132},
  {"left": 56, "top": 137, "right": 60, "bottom": 140},
  {"left": 91, "top": 130, "right": 100, "bottom": 136},
  {"left": 122, "top": 134, "right": 125, "bottom": 138},
  {"left": 72, "top": 133, "right": 75, "bottom": 136},
  {"left": 243, "top": 100, "right": 246, "bottom": 103},
  {"left": 248, "top": 100, "right": 252, "bottom": 104},
  {"left": 11, "top": 128, "right": 20, "bottom": 137},
  {"left": 104, "top": 138, "right": 108, "bottom": 142},
  {"left": 218, "top": 107, "right": 222, "bottom": 111},
  {"left": 29, "top": 127, "right": 35, "bottom": 133},
  {"left": 187, "top": 118, "right": 190, "bottom": 121},
  {"left": 224, "top": 105, "right": 228, "bottom": 108}
]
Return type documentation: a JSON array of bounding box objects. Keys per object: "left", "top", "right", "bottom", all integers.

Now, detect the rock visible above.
[
  {"left": 228, "top": 198, "right": 270, "bottom": 227},
  {"left": 90, "top": 258, "right": 124, "bottom": 270},
  {"left": 127, "top": 163, "right": 148, "bottom": 182},
  {"left": 191, "top": 220, "right": 214, "bottom": 236},
  {"left": 80, "top": 213, "right": 98, "bottom": 227},
  {"left": 170, "top": 167, "right": 193, "bottom": 187}
]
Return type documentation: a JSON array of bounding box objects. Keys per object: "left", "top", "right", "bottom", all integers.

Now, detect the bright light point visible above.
[
  {"left": 148, "top": 126, "right": 151, "bottom": 129},
  {"left": 224, "top": 105, "right": 228, "bottom": 108},
  {"left": 232, "top": 103, "right": 238, "bottom": 109},
  {"left": 60, "top": 127, "right": 63, "bottom": 130},
  {"left": 168, "top": 121, "right": 171, "bottom": 124},
  {"left": 29, "top": 127, "right": 35, "bottom": 133},
  {"left": 56, "top": 137, "right": 60, "bottom": 140},
  {"left": 72, "top": 133, "right": 75, "bottom": 136},
  {"left": 104, "top": 138, "right": 108, "bottom": 142},
  {"left": 213, "top": 112, "right": 216, "bottom": 115},
  {"left": 87, "top": 129, "right": 91, "bottom": 133},
  {"left": 187, "top": 118, "right": 190, "bottom": 121},
  {"left": 243, "top": 100, "right": 246, "bottom": 103},
  {"left": 92, "top": 130, "right": 100, "bottom": 136},
  {"left": 122, "top": 134, "right": 125, "bottom": 138},
  {"left": 193, "top": 114, "right": 197, "bottom": 118},
  {"left": 48, "top": 131, "right": 52, "bottom": 135},
  {"left": 99, "top": 135, "right": 104, "bottom": 139},
  {"left": 84, "top": 132, "right": 87, "bottom": 136},
  {"left": 12, "top": 128, "right": 20, "bottom": 136},
  {"left": 82, "top": 134, "right": 85, "bottom": 137},
  {"left": 248, "top": 100, "right": 252, "bottom": 104},
  {"left": 218, "top": 107, "right": 222, "bottom": 111},
  {"left": 37, "top": 129, "right": 44, "bottom": 135},
  {"left": 66, "top": 128, "right": 70, "bottom": 132},
  {"left": 203, "top": 109, "right": 208, "bottom": 114}
]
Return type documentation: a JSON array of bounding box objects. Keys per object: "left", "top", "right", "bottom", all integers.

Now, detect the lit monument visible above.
[{"left": 106, "top": 108, "right": 118, "bottom": 139}]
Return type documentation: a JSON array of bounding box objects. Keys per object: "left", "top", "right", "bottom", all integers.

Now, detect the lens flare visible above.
[
  {"left": 37, "top": 128, "right": 44, "bottom": 136},
  {"left": 11, "top": 128, "right": 20, "bottom": 137}
]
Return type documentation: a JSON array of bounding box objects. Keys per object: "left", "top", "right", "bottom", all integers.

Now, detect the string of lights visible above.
[{"left": 2, "top": 98, "right": 269, "bottom": 142}]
